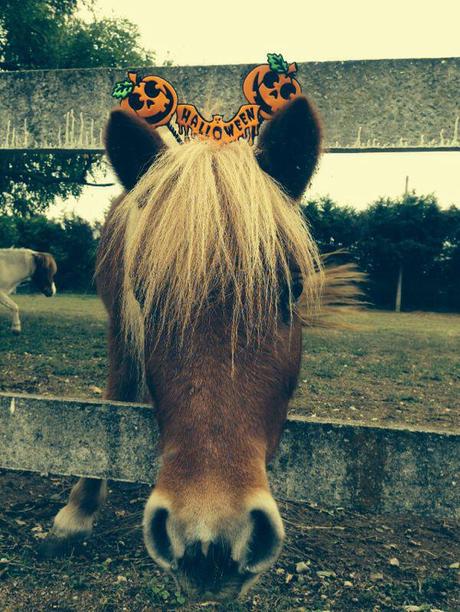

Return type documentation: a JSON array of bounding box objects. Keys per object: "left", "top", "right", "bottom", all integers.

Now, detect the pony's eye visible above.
[
  {"left": 291, "top": 278, "right": 303, "bottom": 301},
  {"left": 263, "top": 72, "right": 279, "bottom": 88},
  {"left": 144, "top": 81, "right": 161, "bottom": 98},
  {"left": 280, "top": 83, "right": 296, "bottom": 100},
  {"left": 279, "top": 275, "right": 303, "bottom": 324},
  {"left": 128, "top": 93, "right": 144, "bottom": 111}
]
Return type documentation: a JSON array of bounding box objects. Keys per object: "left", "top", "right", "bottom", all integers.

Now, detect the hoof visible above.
[
  {"left": 11, "top": 328, "right": 21, "bottom": 335},
  {"left": 37, "top": 533, "right": 86, "bottom": 560}
]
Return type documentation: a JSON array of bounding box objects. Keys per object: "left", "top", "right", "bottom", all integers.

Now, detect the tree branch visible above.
[
  {"left": 82, "top": 181, "right": 115, "bottom": 187},
  {"left": 3, "top": 171, "right": 114, "bottom": 187}
]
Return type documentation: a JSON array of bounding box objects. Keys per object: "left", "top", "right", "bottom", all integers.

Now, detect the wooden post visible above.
[
  {"left": 394, "top": 176, "right": 409, "bottom": 312},
  {"left": 395, "top": 265, "right": 403, "bottom": 312}
]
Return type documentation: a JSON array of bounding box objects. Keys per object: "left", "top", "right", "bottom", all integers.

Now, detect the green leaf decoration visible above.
[
  {"left": 112, "top": 79, "right": 134, "bottom": 101},
  {"left": 267, "top": 53, "right": 290, "bottom": 74}
]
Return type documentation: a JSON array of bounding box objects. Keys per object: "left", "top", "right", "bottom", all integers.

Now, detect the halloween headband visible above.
[{"left": 112, "top": 53, "right": 302, "bottom": 145}]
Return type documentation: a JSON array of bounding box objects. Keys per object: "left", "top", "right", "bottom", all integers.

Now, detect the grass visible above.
[
  {"left": 0, "top": 294, "right": 107, "bottom": 400},
  {"left": 295, "top": 310, "right": 460, "bottom": 429},
  {"left": 1, "top": 294, "right": 458, "bottom": 430}
]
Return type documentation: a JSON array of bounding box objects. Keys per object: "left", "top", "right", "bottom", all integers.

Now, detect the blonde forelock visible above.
[{"left": 102, "top": 138, "right": 323, "bottom": 360}]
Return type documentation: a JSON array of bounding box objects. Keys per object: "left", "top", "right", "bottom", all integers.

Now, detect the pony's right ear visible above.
[
  {"left": 105, "top": 109, "right": 167, "bottom": 191},
  {"left": 256, "top": 96, "right": 322, "bottom": 200}
]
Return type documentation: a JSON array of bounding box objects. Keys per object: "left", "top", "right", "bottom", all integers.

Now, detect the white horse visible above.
[{"left": 0, "top": 248, "right": 57, "bottom": 334}]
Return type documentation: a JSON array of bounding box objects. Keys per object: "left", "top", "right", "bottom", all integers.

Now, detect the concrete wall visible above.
[
  {"left": 1, "top": 393, "right": 458, "bottom": 519},
  {"left": 0, "top": 58, "right": 458, "bottom": 152}
]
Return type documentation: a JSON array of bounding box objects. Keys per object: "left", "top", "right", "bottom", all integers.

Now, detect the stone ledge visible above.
[
  {"left": 1, "top": 393, "right": 458, "bottom": 519},
  {"left": 0, "top": 57, "right": 458, "bottom": 151}
]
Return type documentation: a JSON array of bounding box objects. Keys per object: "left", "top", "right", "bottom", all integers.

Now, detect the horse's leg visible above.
[
  {"left": 41, "top": 318, "right": 141, "bottom": 557},
  {"left": 0, "top": 290, "right": 21, "bottom": 334},
  {"left": 41, "top": 477, "right": 108, "bottom": 557}
]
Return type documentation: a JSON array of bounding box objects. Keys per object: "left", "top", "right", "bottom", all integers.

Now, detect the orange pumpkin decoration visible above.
[
  {"left": 115, "top": 72, "right": 178, "bottom": 128},
  {"left": 243, "top": 54, "right": 302, "bottom": 121}
]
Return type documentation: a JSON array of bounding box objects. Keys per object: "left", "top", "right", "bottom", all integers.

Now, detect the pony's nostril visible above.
[
  {"left": 245, "top": 508, "right": 284, "bottom": 573},
  {"left": 149, "top": 507, "right": 174, "bottom": 565}
]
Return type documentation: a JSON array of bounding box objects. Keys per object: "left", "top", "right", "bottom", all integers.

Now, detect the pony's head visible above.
[
  {"left": 104, "top": 97, "right": 322, "bottom": 600},
  {"left": 32, "top": 252, "right": 57, "bottom": 297}
]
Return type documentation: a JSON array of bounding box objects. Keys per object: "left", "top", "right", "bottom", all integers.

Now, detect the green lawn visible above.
[
  {"left": 296, "top": 310, "right": 459, "bottom": 429},
  {"left": 0, "top": 294, "right": 108, "bottom": 400},
  {"left": 1, "top": 294, "right": 458, "bottom": 430}
]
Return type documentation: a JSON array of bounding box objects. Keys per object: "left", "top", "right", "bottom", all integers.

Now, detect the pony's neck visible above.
[{"left": 0, "top": 249, "right": 35, "bottom": 291}]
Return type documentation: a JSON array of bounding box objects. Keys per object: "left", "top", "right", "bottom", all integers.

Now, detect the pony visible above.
[
  {"left": 0, "top": 248, "right": 57, "bottom": 333},
  {"left": 43, "top": 96, "right": 326, "bottom": 600}
]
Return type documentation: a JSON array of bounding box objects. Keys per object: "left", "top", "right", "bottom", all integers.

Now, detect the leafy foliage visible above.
[
  {"left": 358, "top": 193, "right": 445, "bottom": 268},
  {"left": 0, "top": 214, "right": 18, "bottom": 246},
  {"left": 0, "top": 152, "right": 103, "bottom": 217},
  {"left": 303, "top": 197, "right": 360, "bottom": 252},
  {"left": 0, "top": 0, "right": 80, "bottom": 71},
  {"left": 1, "top": 194, "right": 459, "bottom": 310},
  {"left": 356, "top": 194, "right": 448, "bottom": 309},
  {"left": 0, "top": 1, "right": 155, "bottom": 70},
  {"left": 54, "top": 18, "right": 156, "bottom": 69},
  {"left": 302, "top": 194, "right": 460, "bottom": 310},
  {"left": 0, "top": 0, "right": 157, "bottom": 216}
]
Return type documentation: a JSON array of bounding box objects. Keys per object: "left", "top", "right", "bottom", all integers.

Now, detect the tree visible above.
[
  {"left": 0, "top": 0, "right": 156, "bottom": 216},
  {"left": 0, "top": 214, "right": 19, "bottom": 245},
  {"left": 357, "top": 193, "right": 446, "bottom": 310},
  {"left": 0, "top": 1, "right": 155, "bottom": 71},
  {"left": 51, "top": 215, "right": 99, "bottom": 291},
  {"left": 302, "top": 197, "right": 360, "bottom": 252},
  {"left": 60, "top": 18, "right": 156, "bottom": 69},
  {"left": 0, "top": 151, "right": 103, "bottom": 217},
  {"left": 0, "top": 0, "right": 79, "bottom": 71},
  {"left": 438, "top": 205, "right": 460, "bottom": 310}
]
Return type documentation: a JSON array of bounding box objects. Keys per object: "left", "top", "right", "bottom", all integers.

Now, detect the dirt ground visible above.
[{"left": 0, "top": 470, "right": 458, "bottom": 612}]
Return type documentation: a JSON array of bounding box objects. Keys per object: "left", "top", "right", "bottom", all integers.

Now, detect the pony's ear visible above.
[
  {"left": 105, "top": 109, "right": 167, "bottom": 191},
  {"left": 33, "top": 252, "right": 46, "bottom": 270},
  {"left": 256, "top": 96, "right": 322, "bottom": 200}
]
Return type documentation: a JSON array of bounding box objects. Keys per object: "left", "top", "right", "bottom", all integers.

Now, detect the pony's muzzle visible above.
[
  {"left": 143, "top": 490, "right": 284, "bottom": 600},
  {"left": 42, "top": 282, "right": 56, "bottom": 297}
]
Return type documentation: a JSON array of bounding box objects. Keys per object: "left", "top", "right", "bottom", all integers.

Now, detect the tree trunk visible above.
[{"left": 395, "top": 265, "right": 403, "bottom": 312}]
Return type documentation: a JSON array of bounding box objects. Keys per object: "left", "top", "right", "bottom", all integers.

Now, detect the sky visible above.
[
  {"left": 53, "top": 0, "right": 460, "bottom": 222},
  {"left": 84, "top": 0, "right": 460, "bottom": 67}
]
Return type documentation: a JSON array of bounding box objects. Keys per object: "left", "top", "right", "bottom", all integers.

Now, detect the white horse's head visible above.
[{"left": 32, "top": 252, "right": 57, "bottom": 297}]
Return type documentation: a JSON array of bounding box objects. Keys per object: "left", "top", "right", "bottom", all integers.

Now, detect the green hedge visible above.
[
  {"left": 302, "top": 195, "right": 460, "bottom": 311},
  {"left": 1, "top": 193, "right": 459, "bottom": 310}
]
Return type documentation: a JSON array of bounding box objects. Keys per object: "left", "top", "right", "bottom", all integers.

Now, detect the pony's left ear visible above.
[
  {"left": 256, "top": 96, "right": 322, "bottom": 200},
  {"left": 105, "top": 109, "right": 167, "bottom": 191}
]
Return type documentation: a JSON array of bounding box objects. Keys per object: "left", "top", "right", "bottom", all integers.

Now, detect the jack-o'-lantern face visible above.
[
  {"left": 120, "top": 73, "right": 178, "bottom": 127},
  {"left": 243, "top": 62, "right": 301, "bottom": 121}
]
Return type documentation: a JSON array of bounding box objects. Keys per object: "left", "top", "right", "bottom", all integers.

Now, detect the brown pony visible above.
[{"left": 44, "top": 97, "right": 325, "bottom": 600}]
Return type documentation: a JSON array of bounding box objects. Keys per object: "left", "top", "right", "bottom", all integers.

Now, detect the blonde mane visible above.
[{"left": 103, "top": 138, "right": 323, "bottom": 360}]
